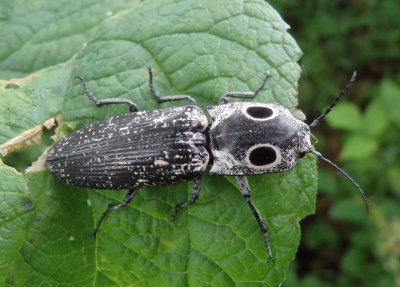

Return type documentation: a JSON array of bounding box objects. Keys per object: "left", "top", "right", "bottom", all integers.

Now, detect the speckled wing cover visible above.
[{"left": 46, "top": 105, "right": 209, "bottom": 189}]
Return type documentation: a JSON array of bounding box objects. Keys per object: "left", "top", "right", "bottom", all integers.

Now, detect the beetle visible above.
[{"left": 46, "top": 67, "right": 369, "bottom": 260}]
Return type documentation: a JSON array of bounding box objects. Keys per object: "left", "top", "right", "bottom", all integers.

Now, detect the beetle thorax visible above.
[{"left": 206, "top": 102, "right": 311, "bottom": 175}]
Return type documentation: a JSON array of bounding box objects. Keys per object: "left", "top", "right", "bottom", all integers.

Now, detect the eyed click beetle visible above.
[{"left": 46, "top": 67, "right": 369, "bottom": 260}]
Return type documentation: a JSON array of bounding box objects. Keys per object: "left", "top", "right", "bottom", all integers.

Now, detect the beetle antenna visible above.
[
  {"left": 309, "top": 71, "right": 357, "bottom": 129},
  {"left": 310, "top": 150, "right": 369, "bottom": 212}
]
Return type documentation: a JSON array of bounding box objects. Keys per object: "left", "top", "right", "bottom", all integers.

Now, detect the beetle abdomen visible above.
[{"left": 46, "top": 105, "right": 209, "bottom": 189}]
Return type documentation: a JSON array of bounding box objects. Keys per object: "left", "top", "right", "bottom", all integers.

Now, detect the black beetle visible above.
[{"left": 46, "top": 67, "right": 368, "bottom": 259}]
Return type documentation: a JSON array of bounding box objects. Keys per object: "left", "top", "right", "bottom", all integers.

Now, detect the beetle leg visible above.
[
  {"left": 147, "top": 67, "right": 197, "bottom": 106},
  {"left": 235, "top": 175, "right": 273, "bottom": 260},
  {"left": 76, "top": 76, "right": 139, "bottom": 113},
  {"left": 171, "top": 177, "right": 202, "bottom": 221},
  {"left": 218, "top": 71, "right": 271, "bottom": 105},
  {"left": 92, "top": 188, "right": 138, "bottom": 236}
]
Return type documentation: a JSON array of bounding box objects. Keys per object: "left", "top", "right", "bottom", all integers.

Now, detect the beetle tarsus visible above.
[
  {"left": 170, "top": 177, "right": 202, "bottom": 221},
  {"left": 147, "top": 67, "right": 197, "bottom": 105},
  {"left": 235, "top": 176, "right": 274, "bottom": 260},
  {"left": 75, "top": 76, "right": 139, "bottom": 112},
  {"left": 92, "top": 188, "right": 138, "bottom": 236},
  {"left": 218, "top": 71, "right": 271, "bottom": 105}
]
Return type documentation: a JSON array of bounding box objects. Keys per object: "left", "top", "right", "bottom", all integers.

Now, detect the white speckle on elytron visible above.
[{"left": 46, "top": 105, "right": 210, "bottom": 189}]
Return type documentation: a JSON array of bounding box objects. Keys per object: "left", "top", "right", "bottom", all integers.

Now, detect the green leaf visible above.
[
  {"left": 0, "top": 62, "right": 72, "bottom": 145},
  {"left": 0, "top": 0, "right": 137, "bottom": 79},
  {"left": 340, "top": 248, "right": 370, "bottom": 278},
  {"left": 386, "top": 166, "right": 400, "bottom": 197},
  {"left": 329, "top": 199, "right": 367, "bottom": 223},
  {"left": 0, "top": 161, "right": 32, "bottom": 284},
  {"left": 375, "top": 214, "right": 400, "bottom": 285},
  {"left": 304, "top": 219, "right": 337, "bottom": 249},
  {"left": 379, "top": 80, "right": 400, "bottom": 127},
  {"left": 325, "top": 102, "right": 362, "bottom": 131},
  {"left": 0, "top": 1, "right": 317, "bottom": 286},
  {"left": 362, "top": 99, "right": 388, "bottom": 138},
  {"left": 339, "top": 134, "right": 379, "bottom": 161}
]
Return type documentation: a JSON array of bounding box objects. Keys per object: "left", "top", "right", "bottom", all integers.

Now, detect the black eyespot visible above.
[
  {"left": 246, "top": 106, "right": 273, "bottom": 119},
  {"left": 249, "top": 146, "right": 276, "bottom": 166}
]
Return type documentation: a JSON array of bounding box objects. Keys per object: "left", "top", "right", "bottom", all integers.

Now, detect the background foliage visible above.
[{"left": 268, "top": 0, "right": 400, "bottom": 286}]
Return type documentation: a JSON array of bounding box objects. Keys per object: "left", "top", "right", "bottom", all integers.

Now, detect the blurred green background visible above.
[{"left": 268, "top": 0, "right": 400, "bottom": 286}]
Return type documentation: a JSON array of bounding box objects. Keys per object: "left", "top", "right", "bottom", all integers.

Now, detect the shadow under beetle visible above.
[{"left": 46, "top": 67, "right": 369, "bottom": 260}]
